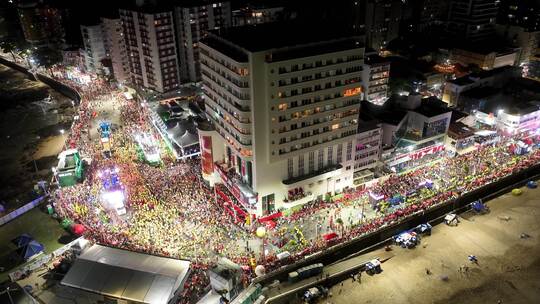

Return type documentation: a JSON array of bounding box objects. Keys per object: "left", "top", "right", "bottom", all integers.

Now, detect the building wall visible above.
[
  {"left": 201, "top": 38, "right": 365, "bottom": 215},
  {"left": 81, "top": 24, "right": 106, "bottom": 73},
  {"left": 363, "top": 0, "right": 403, "bottom": 50},
  {"left": 496, "top": 24, "right": 540, "bottom": 64},
  {"left": 447, "top": 0, "right": 499, "bottom": 42},
  {"left": 17, "top": 1, "right": 64, "bottom": 46},
  {"left": 175, "top": 2, "right": 231, "bottom": 83},
  {"left": 101, "top": 17, "right": 129, "bottom": 83},
  {"left": 120, "top": 9, "right": 180, "bottom": 93}
]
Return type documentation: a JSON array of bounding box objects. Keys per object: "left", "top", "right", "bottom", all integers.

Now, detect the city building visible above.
[
  {"left": 442, "top": 65, "right": 522, "bottom": 107},
  {"left": 174, "top": 1, "right": 231, "bottom": 83},
  {"left": 362, "top": 52, "right": 390, "bottom": 105},
  {"left": 496, "top": 102, "right": 540, "bottom": 135},
  {"left": 17, "top": 0, "right": 65, "bottom": 46},
  {"left": 61, "top": 47, "right": 84, "bottom": 69},
  {"left": 0, "top": 2, "right": 23, "bottom": 41},
  {"left": 80, "top": 24, "right": 107, "bottom": 74},
  {"left": 450, "top": 46, "right": 519, "bottom": 70},
  {"left": 362, "top": 0, "right": 403, "bottom": 50},
  {"left": 497, "top": 0, "right": 540, "bottom": 32},
  {"left": 101, "top": 16, "right": 129, "bottom": 84},
  {"left": 402, "top": 0, "right": 449, "bottom": 34},
  {"left": 232, "top": 3, "right": 294, "bottom": 27},
  {"left": 496, "top": 24, "right": 540, "bottom": 65},
  {"left": 353, "top": 120, "right": 382, "bottom": 187},
  {"left": 446, "top": 121, "right": 476, "bottom": 155},
  {"left": 447, "top": 0, "right": 499, "bottom": 42},
  {"left": 119, "top": 4, "right": 180, "bottom": 93},
  {"left": 199, "top": 22, "right": 365, "bottom": 215},
  {"left": 368, "top": 94, "right": 451, "bottom": 172}
]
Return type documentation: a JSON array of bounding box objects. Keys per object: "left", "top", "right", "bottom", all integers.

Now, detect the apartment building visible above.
[
  {"left": 101, "top": 17, "right": 129, "bottom": 83},
  {"left": 199, "top": 23, "right": 365, "bottom": 215},
  {"left": 353, "top": 120, "right": 382, "bottom": 187},
  {"left": 119, "top": 6, "right": 180, "bottom": 93},
  {"left": 174, "top": 1, "right": 231, "bottom": 83},
  {"left": 80, "top": 24, "right": 106, "bottom": 74},
  {"left": 447, "top": 0, "right": 499, "bottom": 42},
  {"left": 362, "top": 53, "right": 390, "bottom": 105}
]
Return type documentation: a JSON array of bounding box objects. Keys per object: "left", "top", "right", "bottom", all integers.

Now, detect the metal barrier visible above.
[{"left": 0, "top": 196, "right": 47, "bottom": 226}]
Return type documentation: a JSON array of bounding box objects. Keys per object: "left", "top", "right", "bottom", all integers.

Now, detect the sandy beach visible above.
[
  {"left": 0, "top": 64, "right": 75, "bottom": 211},
  {"left": 318, "top": 184, "right": 540, "bottom": 304}
]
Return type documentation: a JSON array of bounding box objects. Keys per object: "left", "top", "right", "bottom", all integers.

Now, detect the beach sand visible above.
[{"left": 318, "top": 184, "right": 540, "bottom": 304}]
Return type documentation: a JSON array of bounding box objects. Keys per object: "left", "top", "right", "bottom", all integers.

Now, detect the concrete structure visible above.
[
  {"left": 174, "top": 1, "right": 231, "bottom": 83},
  {"left": 376, "top": 95, "right": 452, "bottom": 172},
  {"left": 101, "top": 17, "right": 129, "bottom": 83},
  {"left": 450, "top": 46, "right": 519, "bottom": 70},
  {"left": 497, "top": 0, "right": 540, "bottom": 32},
  {"left": 497, "top": 102, "right": 540, "bottom": 135},
  {"left": 17, "top": 0, "right": 64, "bottom": 46},
  {"left": 80, "top": 24, "right": 106, "bottom": 74},
  {"left": 353, "top": 120, "right": 382, "bottom": 187},
  {"left": 496, "top": 24, "right": 540, "bottom": 65},
  {"left": 362, "top": 53, "right": 390, "bottom": 105},
  {"left": 442, "top": 65, "right": 521, "bottom": 107},
  {"left": 232, "top": 4, "right": 292, "bottom": 27},
  {"left": 447, "top": 0, "right": 499, "bottom": 42},
  {"left": 199, "top": 23, "right": 365, "bottom": 215},
  {"left": 61, "top": 47, "right": 84, "bottom": 69},
  {"left": 119, "top": 5, "right": 180, "bottom": 93},
  {"left": 446, "top": 121, "right": 476, "bottom": 155}
]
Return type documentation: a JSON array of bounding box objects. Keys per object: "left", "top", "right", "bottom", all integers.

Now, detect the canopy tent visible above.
[
  {"left": 11, "top": 233, "right": 34, "bottom": 248},
  {"left": 16, "top": 240, "right": 44, "bottom": 260},
  {"left": 61, "top": 244, "right": 191, "bottom": 304},
  {"left": 178, "top": 130, "right": 199, "bottom": 148}
]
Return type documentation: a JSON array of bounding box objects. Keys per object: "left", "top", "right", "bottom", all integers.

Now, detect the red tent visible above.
[
  {"left": 323, "top": 232, "right": 338, "bottom": 241},
  {"left": 72, "top": 224, "right": 86, "bottom": 235}
]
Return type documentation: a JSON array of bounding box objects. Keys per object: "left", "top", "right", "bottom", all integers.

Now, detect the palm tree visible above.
[{"left": 0, "top": 40, "right": 17, "bottom": 62}]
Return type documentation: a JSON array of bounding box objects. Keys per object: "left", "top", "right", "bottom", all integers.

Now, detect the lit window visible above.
[
  {"left": 332, "top": 124, "right": 339, "bottom": 130},
  {"left": 343, "top": 87, "right": 362, "bottom": 97},
  {"left": 278, "top": 103, "right": 287, "bottom": 110}
]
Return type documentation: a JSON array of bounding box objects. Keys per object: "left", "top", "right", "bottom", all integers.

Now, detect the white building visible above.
[
  {"left": 496, "top": 102, "right": 540, "bottom": 135},
  {"left": 80, "top": 24, "right": 106, "bottom": 74},
  {"left": 119, "top": 6, "right": 180, "bottom": 93},
  {"left": 353, "top": 120, "right": 382, "bottom": 187},
  {"left": 199, "top": 23, "right": 365, "bottom": 215},
  {"left": 362, "top": 53, "right": 390, "bottom": 105},
  {"left": 174, "top": 1, "right": 231, "bottom": 83},
  {"left": 101, "top": 16, "right": 129, "bottom": 84}
]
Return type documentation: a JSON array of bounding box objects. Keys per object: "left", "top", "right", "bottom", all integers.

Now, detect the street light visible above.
[{"left": 59, "top": 129, "right": 68, "bottom": 150}]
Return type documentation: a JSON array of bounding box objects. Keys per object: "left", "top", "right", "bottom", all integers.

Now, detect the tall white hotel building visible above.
[{"left": 198, "top": 23, "right": 365, "bottom": 216}]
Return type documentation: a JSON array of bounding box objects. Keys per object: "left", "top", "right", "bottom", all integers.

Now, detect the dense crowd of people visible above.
[{"left": 46, "top": 67, "right": 540, "bottom": 303}]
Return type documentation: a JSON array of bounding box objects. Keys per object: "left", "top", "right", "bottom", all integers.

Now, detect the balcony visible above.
[
  {"left": 283, "top": 164, "right": 342, "bottom": 186},
  {"left": 214, "top": 161, "right": 257, "bottom": 210}
]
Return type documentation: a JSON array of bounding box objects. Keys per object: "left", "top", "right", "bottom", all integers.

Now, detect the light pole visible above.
[{"left": 59, "top": 129, "right": 68, "bottom": 150}]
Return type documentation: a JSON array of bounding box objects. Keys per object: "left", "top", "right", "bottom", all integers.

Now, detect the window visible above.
[
  {"left": 318, "top": 149, "right": 324, "bottom": 169},
  {"left": 288, "top": 158, "right": 294, "bottom": 178},
  {"left": 346, "top": 141, "right": 353, "bottom": 161},
  {"left": 337, "top": 143, "right": 343, "bottom": 163},
  {"left": 309, "top": 151, "right": 315, "bottom": 173},
  {"left": 327, "top": 146, "right": 333, "bottom": 165},
  {"left": 298, "top": 155, "right": 304, "bottom": 176}
]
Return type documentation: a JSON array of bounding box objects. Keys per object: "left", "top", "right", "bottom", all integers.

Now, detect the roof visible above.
[
  {"left": 461, "top": 86, "right": 500, "bottom": 99},
  {"left": 61, "top": 245, "right": 190, "bottom": 304},
  {"left": 506, "top": 102, "right": 540, "bottom": 115},
  {"left": 413, "top": 97, "right": 451, "bottom": 118},
  {"left": 448, "top": 122, "right": 475, "bottom": 139},
  {"left": 208, "top": 21, "right": 362, "bottom": 53}
]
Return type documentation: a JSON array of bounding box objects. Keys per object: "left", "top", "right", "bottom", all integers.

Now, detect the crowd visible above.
[{"left": 46, "top": 66, "right": 540, "bottom": 303}]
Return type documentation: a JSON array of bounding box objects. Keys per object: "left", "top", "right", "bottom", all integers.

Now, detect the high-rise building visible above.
[
  {"left": 17, "top": 0, "right": 65, "bottom": 46},
  {"left": 401, "top": 0, "right": 449, "bottom": 34},
  {"left": 119, "top": 6, "right": 180, "bottom": 93},
  {"left": 101, "top": 16, "right": 129, "bottom": 83},
  {"left": 447, "top": 0, "right": 500, "bottom": 42},
  {"left": 174, "top": 1, "right": 231, "bottom": 83},
  {"left": 199, "top": 23, "right": 365, "bottom": 215},
  {"left": 232, "top": 3, "right": 295, "bottom": 27},
  {"left": 362, "top": 0, "right": 403, "bottom": 50},
  {"left": 362, "top": 52, "right": 390, "bottom": 105},
  {"left": 80, "top": 24, "right": 107, "bottom": 74},
  {"left": 497, "top": 0, "right": 540, "bottom": 32}
]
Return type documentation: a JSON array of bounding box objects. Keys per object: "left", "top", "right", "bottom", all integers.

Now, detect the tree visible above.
[
  {"left": 0, "top": 40, "right": 17, "bottom": 62},
  {"left": 33, "top": 47, "right": 63, "bottom": 75}
]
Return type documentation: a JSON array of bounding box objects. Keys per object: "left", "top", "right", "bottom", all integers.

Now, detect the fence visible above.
[{"left": 0, "top": 196, "right": 47, "bottom": 226}]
